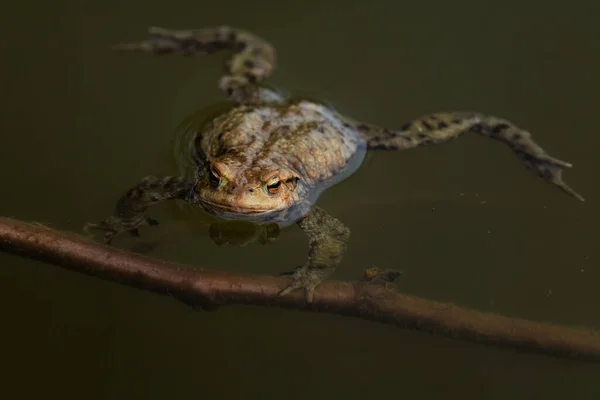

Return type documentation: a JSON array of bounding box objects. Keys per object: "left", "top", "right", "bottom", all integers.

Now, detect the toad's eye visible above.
[
  {"left": 208, "top": 165, "right": 221, "bottom": 188},
  {"left": 266, "top": 178, "right": 281, "bottom": 194}
]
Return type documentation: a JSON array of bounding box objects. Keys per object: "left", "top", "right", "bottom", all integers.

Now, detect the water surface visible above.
[{"left": 1, "top": 1, "right": 599, "bottom": 398}]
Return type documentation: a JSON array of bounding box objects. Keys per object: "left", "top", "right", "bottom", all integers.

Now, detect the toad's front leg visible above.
[
  {"left": 279, "top": 207, "right": 350, "bottom": 303},
  {"left": 85, "top": 176, "right": 193, "bottom": 244}
]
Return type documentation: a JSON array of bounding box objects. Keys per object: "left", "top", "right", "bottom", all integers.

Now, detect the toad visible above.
[{"left": 86, "top": 26, "right": 583, "bottom": 302}]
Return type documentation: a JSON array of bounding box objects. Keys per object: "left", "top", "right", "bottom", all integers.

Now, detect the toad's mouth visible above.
[{"left": 198, "top": 199, "right": 278, "bottom": 214}]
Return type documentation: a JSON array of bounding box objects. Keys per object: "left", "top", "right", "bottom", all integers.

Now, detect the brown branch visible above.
[{"left": 1, "top": 216, "right": 599, "bottom": 362}]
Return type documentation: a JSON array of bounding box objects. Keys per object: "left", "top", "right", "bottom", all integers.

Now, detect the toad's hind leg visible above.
[
  {"left": 113, "top": 26, "right": 282, "bottom": 104},
  {"left": 84, "top": 176, "right": 193, "bottom": 244},
  {"left": 355, "top": 112, "right": 584, "bottom": 201}
]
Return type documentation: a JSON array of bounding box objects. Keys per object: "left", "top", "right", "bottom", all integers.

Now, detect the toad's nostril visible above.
[{"left": 248, "top": 188, "right": 254, "bottom": 193}]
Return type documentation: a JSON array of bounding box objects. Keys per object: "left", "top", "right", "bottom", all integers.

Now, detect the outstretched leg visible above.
[
  {"left": 354, "top": 112, "right": 584, "bottom": 201},
  {"left": 113, "top": 26, "right": 283, "bottom": 104},
  {"left": 279, "top": 207, "right": 351, "bottom": 303},
  {"left": 85, "top": 176, "right": 193, "bottom": 244}
]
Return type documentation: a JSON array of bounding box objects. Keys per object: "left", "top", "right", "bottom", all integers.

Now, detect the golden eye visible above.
[
  {"left": 208, "top": 165, "right": 221, "bottom": 188},
  {"left": 266, "top": 179, "right": 281, "bottom": 194}
]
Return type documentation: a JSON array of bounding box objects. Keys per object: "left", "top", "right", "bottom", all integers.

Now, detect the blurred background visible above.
[{"left": 0, "top": 0, "right": 599, "bottom": 398}]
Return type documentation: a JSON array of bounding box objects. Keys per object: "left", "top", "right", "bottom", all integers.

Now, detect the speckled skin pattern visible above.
[{"left": 86, "top": 26, "right": 583, "bottom": 302}]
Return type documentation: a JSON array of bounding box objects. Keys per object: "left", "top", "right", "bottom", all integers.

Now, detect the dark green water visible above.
[{"left": 1, "top": 1, "right": 599, "bottom": 398}]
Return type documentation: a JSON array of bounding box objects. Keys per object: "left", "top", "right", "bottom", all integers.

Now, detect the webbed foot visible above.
[
  {"left": 278, "top": 264, "right": 332, "bottom": 303},
  {"left": 515, "top": 151, "right": 584, "bottom": 201}
]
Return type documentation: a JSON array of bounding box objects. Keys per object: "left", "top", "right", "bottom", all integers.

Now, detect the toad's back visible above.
[{"left": 196, "top": 100, "right": 366, "bottom": 189}]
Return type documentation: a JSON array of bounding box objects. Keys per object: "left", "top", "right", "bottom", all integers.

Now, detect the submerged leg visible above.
[
  {"left": 113, "top": 26, "right": 283, "bottom": 104},
  {"left": 279, "top": 207, "right": 350, "bottom": 303},
  {"left": 355, "top": 112, "right": 584, "bottom": 201},
  {"left": 85, "top": 176, "right": 193, "bottom": 244}
]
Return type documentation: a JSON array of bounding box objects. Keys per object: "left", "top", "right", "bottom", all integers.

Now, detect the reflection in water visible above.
[{"left": 208, "top": 219, "right": 280, "bottom": 246}]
